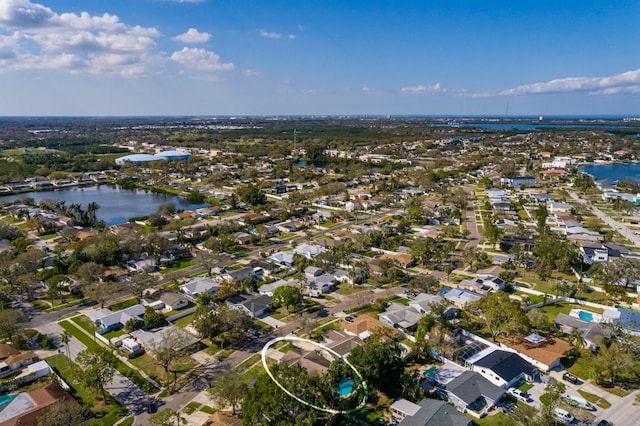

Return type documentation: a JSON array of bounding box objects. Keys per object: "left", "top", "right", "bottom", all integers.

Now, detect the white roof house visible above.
[
  {"left": 180, "top": 277, "right": 219, "bottom": 298},
  {"left": 258, "top": 279, "right": 297, "bottom": 297},
  {"left": 293, "top": 243, "right": 326, "bottom": 259},
  {"left": 90, "top": 304, "right": 146, "bottom": 333}
]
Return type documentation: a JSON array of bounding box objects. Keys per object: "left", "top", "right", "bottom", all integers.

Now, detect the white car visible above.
[
  {"left": 554, "top": 407, "right": 575, "bottom": 425},
  {"left": 507, "top": 388, "right": 531, "bottom": 402}
]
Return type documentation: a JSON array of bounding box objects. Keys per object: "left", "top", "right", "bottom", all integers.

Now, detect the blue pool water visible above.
[
  {"left": 578, "top": 310, "right": 594, "bottom": 321},
  {"left": 0, "top": 394, "right": 17, "bottom": 405},
  {"left": 337, "top": 379, "right": 355, "bottom": 397}
]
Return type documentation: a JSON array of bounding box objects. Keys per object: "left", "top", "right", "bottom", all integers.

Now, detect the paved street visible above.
[{"left": 568, "top": 190, "right": 640, "bottom": 248}]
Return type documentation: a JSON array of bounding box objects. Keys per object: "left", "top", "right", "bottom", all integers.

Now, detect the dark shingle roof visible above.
[
  {"left": 445, "top": 371, "right": 504, "bottom": 405},
  {"left": 474, "top": 350, "right": 537, "bottom": 382},
  {"left": 399, "top": 399, "right": 471, "bottom": 426}
]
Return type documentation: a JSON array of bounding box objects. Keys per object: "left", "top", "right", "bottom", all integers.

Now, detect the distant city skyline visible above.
[{"left": 1, "top": 0, "right": 639, "bottom": 116}]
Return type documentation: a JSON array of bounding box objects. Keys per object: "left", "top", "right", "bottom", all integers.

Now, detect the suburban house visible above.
[
  {"left": 0, "top": 350, "right": 39, "bottom": 379},
  {"left": 378, "top": 303, "right": 424, "bottom": 331},
  {"left": 554, "top": 313, "right": 610, "bottom": 351},
  {"left": 130, "top": 325, "right": 200, "bottom": 355},
  {"left": 126, "top": 257, "right": 157, "bottom": 273},
  {"left": 220, "top": 266, "right": 255, "bottom": 283},
  {"left": 409, "top": 293, "right": 459, "bottom": 319},
  {"left": 226, "top": 293, "right": 273, "bottom": 318},
  {"left": 398, "top": 398, "right": 472, "bottom": 426},
  {"left": 250, "top": 259, "right": 280, "bottom": 276},
  {"left": 343, "top": 314, "right": 400, "bottom": 341},
  {"left": 142, "top": 291, "right": 189, "bottom": 312},
  {"left": 0, "top": 382, "right": 79, "bottom": 426},
  {"left": 258, "top": 279, "right": 298, "bottom": 297},
  {"left": 500, "top": 334, "right": 572, "bottom": 372},
  {"left": 440, "top": 288, "right": 483, "bottom": 308},
  {"left": 470, "top": 349, "right": 540, "bottom": 389},
  {"left": 280, "top": 349, "right": 330, "bottom": 375},
  {"left": 579, "top": 242, "right": 640, "bottom": 264},
  {"left": 180, "top": 277, "right": 219, "bottom": 299},
  {"left": 267, "top": 251, "right": 295, "bottom": 267},
  {"left": 293, "top": 244, "right": 326, "bottom": 259},
  {"left": 500, "top": 176, "right": 535, "bottom": 188},
  {"left": 459, "top": 275, "right": 506, "bottom": 294},
  {"left": 435, "top": 370, "right": 505, "bottom": 417},
  {"left": 322, "top": 330, "right": 364, "bottom": 359},
  {"left": 89, "top": 304, "right": 146, "bottom": 334},
  {"left": 306, "top": 273, "right": 336, "bottom": 295},
  {"left": 390, "top": 398, "right": 422, "bottom": 422}
]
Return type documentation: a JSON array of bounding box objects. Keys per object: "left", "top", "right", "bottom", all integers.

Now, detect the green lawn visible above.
[
  {"left": 472, "top": 412, "right": 519, "bottom": 426},
  {"left": 102, "top": 329, "right": 126, "bottom": 340},
  {"left": 540, "top": 303, "right": 602, "bottom": 322},
  {"left": 334, "top": 283, "right": 368, "bottom": 296},
  {"left": 119, "top": 418, "right": 135, "bottom": 426},
  {"left": 58, "top": 320, "right": 156, "bottom": 393},
  {"left": 160, "top": 258, "right": 194, "bottom": 274},
  {"left": 577, "top": 389, "right": 611, "bottom": 409},
  {"left": 71, "top": 315, "right": 97, "bottom": 334},
  {"left": 184, "top": 402, "right": 202, "bottom": 415},
  {"left": 46, "top": 354, "right": 129, "bottom": 425},
  {"left": 518, "top": 383, "right": 534, "bottom": 393},
  {"left": 200, "top": 405, "right": 216, "bottom": 414},
  {"left": 129, "top": 353, "right": 166, "bottom": 384},
  {"left": 173, "top": 312, "right": 195, "bottom": 328},
  {"left": 107, "top": 297, "right": 140, "bottom": 311}
]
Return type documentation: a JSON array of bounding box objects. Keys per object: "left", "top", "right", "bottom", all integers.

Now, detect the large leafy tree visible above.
[
  {"left": 347, "top": 332, "right": 405, "bottom": 396},
  {"left": 0, "top": 308, "right": 27, "bottom": 344},
  {"left": 209, "top": 369, "right": 247, "bottom": 415},
  {"left": 474, "top": 291, "right": 529, "bottom": 342},
  {"left": 237, "top": 184, "right": 266, "bottom": 206},
  {"left": 242, "top": 364, "right": 327, "bottom": 426},
  {"left": 36, "top": 400, "right": 86, "bottom": 426},
  {"left": 192, "top": 303, "right": 252, "bottom": 347},
  {"left": 76, "top": 347, "right": 117, "bottom": 403},
  {"left": 272, "top": 285, "right": 303, "bottom": 313}
]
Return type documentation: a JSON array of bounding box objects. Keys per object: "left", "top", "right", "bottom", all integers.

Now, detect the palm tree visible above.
[
  {"left": 568, "top": 329, "right": 586, "bottom": 349},
  {"left": 60, "top": 331, "right": 72, "bottom": 365}
]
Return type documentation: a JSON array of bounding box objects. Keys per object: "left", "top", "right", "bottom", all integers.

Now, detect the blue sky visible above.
[{"left": 0, "top": 0, "right": 639, "bottom": 116}]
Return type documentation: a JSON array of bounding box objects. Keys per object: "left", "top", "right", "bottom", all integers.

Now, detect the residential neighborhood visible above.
[{"left": 0, "top": 116, "right": 639, "bottom": 425}]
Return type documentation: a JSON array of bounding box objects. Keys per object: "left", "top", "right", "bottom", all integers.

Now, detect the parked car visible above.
[
  {"left": 508, "top": 388, "right": 531, "bottom": 402},
  {"left": 345, "top": 314, "right": 356, "bottom": 322},
  {"left": 562, "top": 372, "right": 579, "bottom": 384},
  {"left": 595, "top": 420, "right": 610, "bottom": 426},
  {"left": 502, "top": 401, "right": 517, "bottom": 416},
  {"left": 554, "top": 408, "right": 575, "bottom": 425}
]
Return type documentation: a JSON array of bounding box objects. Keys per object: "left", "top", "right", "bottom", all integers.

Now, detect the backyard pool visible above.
[
  {"left": 569, "top": 309, "right": 603, "bottom": 323},
  {"left": 337, "top": 379, "right": 355, "bottom": 397},
  {"left": 0, "top": 394, "right": 17, "bottom": 405}
]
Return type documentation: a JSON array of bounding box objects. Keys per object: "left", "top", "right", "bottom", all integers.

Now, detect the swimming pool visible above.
[
  {"left": 0, "top": 394, "right": 17, "bottom": 405},
  {"left": 578, "top": 310, "right": 594, "bottom": 321},
  {"left": 337, "top": 379, "right": 355, "bottom": 397},
  {"left": 569, "top": 309, "right": 603, "bottom": 323}
]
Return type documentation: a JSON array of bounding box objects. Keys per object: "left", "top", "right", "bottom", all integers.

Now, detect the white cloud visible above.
[
  {"left": 243, "top": 69, "right": 262, "bottom": 77},
  {"left": 501, "top": 69, "right": 640, "bottom": 96},
  {"left": 260, "top": 30, "right": 281, "bottom": 39},
  {"left": 170, "top": 47, "right": 233, "bottom": 71},
  {"left": 173, "top": 28, "right": 211, "bottom": 43},
  {"left": 0, "top": 0, "right": 56, "bottom": 28},
  {"left": 401, "top": 83, "right": 445, "bottom": 94},
  {"left": 0, "top": 0, "right": 164, "bottom": 76},
  {"left": 288, "top": 34, "right": 296, "bottom": 40},
  {"left": 361, "top": 86, "right": 375, "bottom": 92}
]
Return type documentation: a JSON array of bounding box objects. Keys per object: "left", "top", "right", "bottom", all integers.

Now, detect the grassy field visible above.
[
  {"left": 472, "top": 412, "right": 519, "bottom": 426},
  {"left": 334, "top": 282, "right": 368, "bottom": 296},
  {"left": 173, "top": 312, "right": 195, "bottom": 328},
  {"left": 106, "top": 297, "right": 140, "bottom": 311}
]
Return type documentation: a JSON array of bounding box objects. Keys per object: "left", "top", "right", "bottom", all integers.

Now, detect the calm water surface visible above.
[
  {"left": 580, "top": 163, "right": 640, "bottom": 182},
  {"left": 0, "top": 185, "right": 207, "bottom": 226}
]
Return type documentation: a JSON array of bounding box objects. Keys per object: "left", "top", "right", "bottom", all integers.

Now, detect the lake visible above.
[
  {"left": 0, "top": 185, "right": 207, "bottom": 226},
  {"left": 579, "top": 163, "right": 640, "bottom": 183},
  {"left": 436, "top": 123, "right": 635, "bottom": 131}
]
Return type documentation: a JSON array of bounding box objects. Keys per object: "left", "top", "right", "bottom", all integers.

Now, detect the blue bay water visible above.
[{"left": 580, "top": 163, "right": 640, "bottom": 182}]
